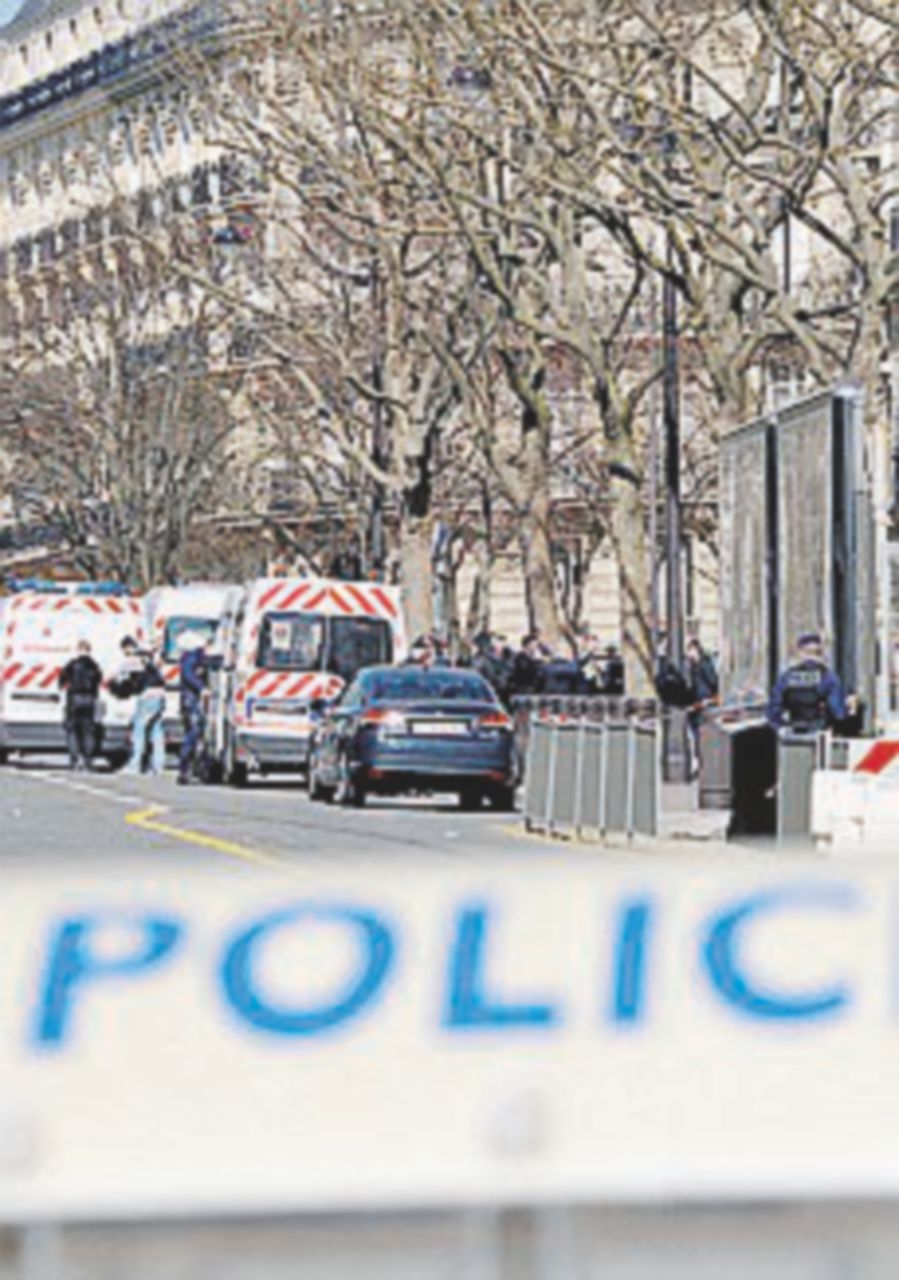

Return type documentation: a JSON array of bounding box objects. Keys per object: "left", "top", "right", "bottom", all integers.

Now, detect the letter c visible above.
[{"left": 702, "top": 886, "right": 857, "bottom": 1021}]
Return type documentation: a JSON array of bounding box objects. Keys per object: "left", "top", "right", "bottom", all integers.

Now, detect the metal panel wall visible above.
[{"left": 719, "top": 424, "right": 769, "bottom": 702}]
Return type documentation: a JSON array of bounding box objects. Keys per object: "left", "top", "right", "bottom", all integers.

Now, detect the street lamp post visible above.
[
  {"left": 661, "top": 233, "right": 691, "bottom": 783},
  {"left": 369, "top": 264, "right": 386, "bottom": 578}
]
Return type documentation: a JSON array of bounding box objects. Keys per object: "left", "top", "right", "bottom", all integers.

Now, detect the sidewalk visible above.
[{"left": 660, "top": 780, "right": 730, "bottom": 842}]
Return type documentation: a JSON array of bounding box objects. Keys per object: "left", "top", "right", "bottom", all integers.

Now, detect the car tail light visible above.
[
  {"left": 361, "top": 708, "right": 406, "bottom": 730},
  {"left": 478, "top": 711, "right": 512, "bottom": 730}
]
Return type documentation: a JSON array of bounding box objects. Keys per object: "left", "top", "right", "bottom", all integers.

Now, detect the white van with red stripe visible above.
[
  {"left": 0, "top": 586, "right": 146, "bottom": 762},
  {"left": 211, "top": 576, "right": 406, "bottom": 784},
  {"left": 145, "top": 583, "right": 243, "bottom": 743}
]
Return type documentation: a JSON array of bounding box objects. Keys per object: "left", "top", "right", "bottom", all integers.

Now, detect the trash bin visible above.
[
  {"left": 727, "top": 719, "right": 778, "bottom": 839},
  {"left": 698, "top": 713, "right": 732, "bottom": 809},
  {"left": 777, "top": 731, "right": 824, "bottom": 844}
]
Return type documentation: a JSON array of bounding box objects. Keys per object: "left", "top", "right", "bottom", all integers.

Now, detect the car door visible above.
[{"left": 319, "top": 682, "right": 361, "bottom": 781}]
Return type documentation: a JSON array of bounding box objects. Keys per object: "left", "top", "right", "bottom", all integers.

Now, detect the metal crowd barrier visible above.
[
  {"left": 522, "top": 707, "right": 660, "bottom": 841},
  {"left": 511, "top": 695, "right": 658, "bottom": 767}
]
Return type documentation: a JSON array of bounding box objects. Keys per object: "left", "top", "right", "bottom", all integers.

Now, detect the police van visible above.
[
  {"left": 0, "top": 581, "right": 146, "bottom": 764},
  {"left": 144, "top": 583, "right": 243, "bottom": 745},
  {"left": 207, "top": 577, "right": 407, "bottom": 785}
]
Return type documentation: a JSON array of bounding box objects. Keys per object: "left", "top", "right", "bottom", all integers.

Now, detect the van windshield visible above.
[
  {"left": 257, "top": 613, "right": 326, "bottom": 672},
  {"left": 256, "top": 612, "right": 392, "bottom": 678},
  {"left": 163, "top": 617, "right": 219, "bottom": 662},
  {"left": 328, "top": 616, "right": 393, "bottom": 681}
]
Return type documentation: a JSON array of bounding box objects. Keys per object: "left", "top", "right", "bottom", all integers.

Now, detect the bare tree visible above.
[{"left": 0, "top": 236, "right": 244, "bottom": 588}]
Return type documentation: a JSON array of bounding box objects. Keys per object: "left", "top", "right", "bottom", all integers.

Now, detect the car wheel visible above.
[
  {"left": 229, "top": 760, "right": 249, "bottom": 788},
  {"left": 0, "top": 748, "right": 8, "bottom": 767},
  {"left": 458, "top": 786, "right": 483, "bottom": 811},
  {"left": 308, "top": 756, "right": 335, "bottom": 804},
  {"left": 488, "top": 784, "right": 517, "bottom": 812},
  {"left": 225, "top": 732, "right": 248, "bottom": 787},
  {"left": 336, "top": 753, "right": 366, "bottom": 808}
]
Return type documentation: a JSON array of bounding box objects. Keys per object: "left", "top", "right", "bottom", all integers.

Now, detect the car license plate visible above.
[{"left": 410, "top": 720, "right": 469, "bottom": 736}]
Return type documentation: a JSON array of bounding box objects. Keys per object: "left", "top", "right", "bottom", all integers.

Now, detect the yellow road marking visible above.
[{"left": 125, "top": 805, "right": 284, "bottom": 869}]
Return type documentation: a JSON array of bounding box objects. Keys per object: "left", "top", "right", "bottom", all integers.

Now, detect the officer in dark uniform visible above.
[
  {"left": 766, "top": 632, "right": 847, "bottom": 733},
  {"left": 177, "top": 633, "right": 211, "bottom": 785},
  {"left": 58, "top": 639, "right": 103, "bottom": 770}
]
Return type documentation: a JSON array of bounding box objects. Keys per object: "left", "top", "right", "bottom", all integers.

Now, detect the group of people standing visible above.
[
  {"left": 58, "top": 634, "right": 212, "bottom": 782},
  {"left": 404, "top": 628, "right": 628, "bottom": 705}
]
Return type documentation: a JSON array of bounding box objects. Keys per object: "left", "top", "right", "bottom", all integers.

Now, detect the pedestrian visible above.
[
  {"left": 576, "top": 632, "right": 605, "bottom": 694},
  {"left": 58, "top": 639, "right": 103, "bottom": 771},
  {"left": 540, "top": 648, "right": 589, "bottom": 696},
  {"left": 404, "top": 635, "right": 435, "bottom": 668},
  {"left": 684, "top": 638, "right": 719, "bottom": 776},
  {"left": 511, "top": 633, "right": 544, "bottom": 697},
  {"left": 429, "top": 632, "right": 454, "bottom": 669},
  {"left": 600, "top": 644, "right": 626, "bottom": 696},
  {"left": 766, "top": 632, "right": 849, "bottom": 733},
  {"left": 177, "top": 630, "right": 211, "bottom": 785},
  {"left": 471, "top": 631, "right": 511, "bottom": 703},
  {"left": 685, "top": 638, "right": 718, "bottom": 708},
  {"left": 654, "top": 633, "right": 692, "bottom": 708},
  {"left": 114, "top": 637, "right": 167, "bottom": 776}
]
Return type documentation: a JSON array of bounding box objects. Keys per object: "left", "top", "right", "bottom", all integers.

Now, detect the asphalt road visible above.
[{"left": 0, "top": 756, "right": 555, "bottom": 871}]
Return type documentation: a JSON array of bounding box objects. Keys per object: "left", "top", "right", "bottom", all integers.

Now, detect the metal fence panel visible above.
[
  {"left": 523, "top": 718, "right": 553, "bottom": 831},
  {"left": 604, "top": 723, "right": 632, "bottom": 836},
  {"left": 550, "top": 723, "right": 580, "bottom": 835},
  {"left": 632, "top": 723, "right": 659, "bottom": 837},
  {"left": 578, "top": 723, "right": 606, "bottom": 836}
]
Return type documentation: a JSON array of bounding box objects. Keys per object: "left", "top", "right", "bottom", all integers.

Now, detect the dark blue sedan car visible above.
[{"left": 307, "top": 666, "right": 517, "bottom": 809}]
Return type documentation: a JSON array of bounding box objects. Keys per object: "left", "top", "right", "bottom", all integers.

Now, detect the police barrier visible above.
[
  {"left": 7, "top": 863, "right": 899, "bottom": 1221},
  {"left": 777, "top": 733, "right": 826, "bottom": 844},
  {"left": 523, "top": 708, "right": 659, "bottom": 840},
  {"left": 511, "top": 696, "right": 658, "bottom": 769}
]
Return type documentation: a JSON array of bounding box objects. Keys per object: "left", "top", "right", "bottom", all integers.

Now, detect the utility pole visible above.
[
  {"left": 661, "top": 231, "right": 690, "bottom": 782},
  {"left": 369, "top": 264, "right": 386, "bottom": 578}
]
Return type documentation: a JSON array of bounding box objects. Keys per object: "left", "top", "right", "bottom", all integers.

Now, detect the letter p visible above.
[{"left": 34, "top": 915, "right": 183, "bottom": 1048}]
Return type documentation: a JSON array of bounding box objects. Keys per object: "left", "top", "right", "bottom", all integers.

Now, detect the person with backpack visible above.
[
  {"left": 113, "top": 636, "right": 167, "bottom": 776},
  {"left": 58, "top": 639, "right": 103, "bottom": 771}
]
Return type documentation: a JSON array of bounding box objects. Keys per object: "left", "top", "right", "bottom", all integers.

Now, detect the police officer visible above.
[
  {"left": 177, "top": 631, "right": 211, "bottom": 785},
  {"left": 58, "top": 639, "right": 103, "bottom": 770},
  {"left": 766, "top": 632, "right": 847, "bottom": 733}
]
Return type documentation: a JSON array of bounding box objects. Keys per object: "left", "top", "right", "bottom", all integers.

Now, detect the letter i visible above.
[{"left": 609, "top": 900, "right": 653, "bottom": 1026}]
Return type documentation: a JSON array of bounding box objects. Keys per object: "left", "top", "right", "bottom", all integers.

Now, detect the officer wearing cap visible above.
[{"left": 766, "top": 632, "right": 847, "bottom": 733}]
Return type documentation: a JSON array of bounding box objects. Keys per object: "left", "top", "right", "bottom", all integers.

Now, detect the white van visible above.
[
  {"left": 0, "top": 584, "right": 146, "bottom": 763},
  {"left": 209, "top": 576, "right": 407, "bottom": 784},
  {"left": 144, "top": 583, "right": 243, "bottom": 744}
]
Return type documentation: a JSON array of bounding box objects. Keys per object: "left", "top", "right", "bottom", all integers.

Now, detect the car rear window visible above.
[{"left": 366, "top": 670, "right": 495, "bottom": 703}]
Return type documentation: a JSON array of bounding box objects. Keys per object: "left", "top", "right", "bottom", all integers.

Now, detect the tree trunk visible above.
[
  {"left": 519, "top": 485, "right": 562, "bottom": 650},
  {"left": 608, "top": 465, "right": 653, "bottom": 694},
  {"left": 519, "top": 400, "right": 564, "bottom": 650},
  {"left": 398, "top": 431, "right": 435, "bottom": 641},
  {"left": 399, "top": 511, "right": 434, "bottom": 640}
]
